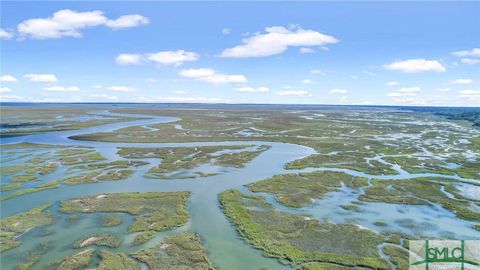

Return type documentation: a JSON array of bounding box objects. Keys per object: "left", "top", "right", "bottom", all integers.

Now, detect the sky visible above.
[{"left": 0, "top": 1, "right": 479, "bottom": 106}]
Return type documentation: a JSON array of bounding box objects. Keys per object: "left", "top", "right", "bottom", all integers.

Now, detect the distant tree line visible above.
[{"left": 398, "top": 106, "right": 480, "bottom": 128}]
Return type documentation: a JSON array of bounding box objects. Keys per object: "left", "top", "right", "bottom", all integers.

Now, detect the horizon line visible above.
[{"left": 1, "top": 101, "right": 479, "bottom": 109}]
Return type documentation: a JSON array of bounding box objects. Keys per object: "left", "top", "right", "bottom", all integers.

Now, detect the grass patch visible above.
[
  {"left": 133, "top": 231, "right": 213, "bottom": 270},
  {"left": 118, "top": 145, "right": 269, "bottom": 179},
  {"left": 247, "top": 171, "right": 368, "bottom": 208},
  {"left": 360, "top": 177, "right": 480, "bottom": 221},
  {"left": 219, "top": 189, "right": 390, "bottom": 269},
  {"left": 382, "top": 245, "right": 409, "bottom": 270},
  {"left": 57, "top": 248, "right": 95, "bottom": 270},
  {"left": 10, "top": 175, "right": 38, "bottom": 183},
  {"left": 0, "top": 204, "right": 55, "bottom": 252},
  {"left": 1, "top": 183, "right": 22, "bottom": 191},
  {"left": 98, "top": 250, "right": 140, "bottom": 270},
  {"left": 60, "top": 192, "right": 190, "bottom": 245},
  {"left": 73, "top": 233, "right": 120, "bottom": 248},
  {"left": 101, "top": 214, "right": 122, "bottom": 227}
]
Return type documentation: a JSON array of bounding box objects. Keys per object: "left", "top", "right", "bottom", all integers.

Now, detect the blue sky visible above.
[{"left": 1, "top": 1, "right": 479, "bottom": 106}]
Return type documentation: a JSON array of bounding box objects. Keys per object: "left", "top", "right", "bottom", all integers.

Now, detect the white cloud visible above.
[
  {"left": 459, "top": 89, "right": 480, "bottom": 102},
  {"left": 276, "top": 90, "right": 312, "bottom": 97},
  {"left": 301, "top": 79, "right": 315, "bottom": 84},
  {"left": 329, "top": 88, "right": 348, "bottom": 94},
  {"left": 135, "top": 96, "right": 225, "bottom": 103},
  {"left": 116, "top": 54, "right": 144, "bottom": 65},
  {"left": 92, "top": 85, "right": 103, "bottom": 89},
  {"left": 0, "top": 94, "right": 226, "bottom": 103},
  {"left": 220, "top": 25, "right": 338, "bottom": 58},
  {"left": 104, "top": 14, "right": 149, "bottom": 30},
  {"left": 460, "top": 58, "right": 480, "bottom": 65},
  {"left": 339, "top": 96, "right": 349, "bottom": 103},
  {"left": 387, "top": 96, "right": 449, "bottom": 106},
  {"left": 24, "top": 73, "right": 58, "bottom": 82},
  {"left": 450, "top": 78, "right": 473, "bottom": 85},
  {"left": 0, "top": 28, "right": 13, "bottom": 39},
  {"left": 88, "top": 94, "right": 119, "bottom": 101},
  {"left": 234, "top": 86, "right": 269, "bottom": 93},
  {"left": 299, "top": 47, "right": 315, "bottom": 54},
  {"left": 387, "top": 86, "right": 421, "bottom": 97},
  {"left": 385, "top": 81, "right": 398, "bottom": 86},
  {"left": 459, "top": 89, "right": 480, "bottom": 95},
  {"left": 383, "top": 59, "right": 446, "bottom": 73},
  {"left": 146, "top": 50, "right": 199, "bottom": 66},
  {"left": 173, "top": 90, "right": 187, "bottom": 95},
  {"left": 362, "top": 70, "right": 375, "bottom": 76},
  {"left": 179, "top": 68, "right": 247, "bottom": 84},
  {"left": 398, "top": 86, "right": 421, "bottom": 93},
  {"left": 44, "top": 86, "right": 79, "bottom": 92},
  {"left": 310, "top": 69, "right": 325, "bottom": 75},
  {"left": 106, "top": 86, "right": 137, "bottom": 92},
  {"left": 0, "top": 87, "right": 13, "bottom": 93},
  {"left": 0, "top": 75, "right": 18, "bottom": 83},
  {"left": 452, "top": 48, "right": 480, "bottom": 57},
  {"left": 222, "top": 28, "right": 231, "bottom": 35},
  {"left": 116, "top": 50, "right": 198, "bottom": 66},
  {"left": 17, "top": 9, "right": 148, "bottom": 39},
  {"left": 0, "top": 95, "right": 25, "bottom": 102},
  {"left": 436, "top": 88, "right": 451, "bottom": 92},
  {"left": 146, "top": 78, "right": 157, "bottom": 83}
]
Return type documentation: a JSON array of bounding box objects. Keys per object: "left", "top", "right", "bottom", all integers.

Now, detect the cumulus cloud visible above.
[
  {"left": 460, "top": 58, "right": 480, "bottom": 65},
  {"left": 0, "top": 94, "right": 225, "bottom": 103},
  {"left": 450, "top": 78, "right": 473, "bottom": 85},
  {"left": 0, "top": 28, "right": 13, "bottom": 39},
  {"left": 146, "top": 78, "right": 157, "bottom": 83},
  {"left": 459, "top": 89, "right": 480, "bottom": 95},
  {"left": 276, "top": 90, "right": 312, "bottom": 97},
  {"left": 383, "top": 59, "right": 446, "bottom": 73},
  {"left": 134, "top": 96, "right": 225, "bottom": 103},
  {"left": 234, "top": 86, "right": 269, "bottom": 93},
  {"left": 104, "top": 14, "right": 149, "bottom": 30},
  {"left": 44, "top": 86, "right": 80, "bottom": 92},
  {"left": 173, "top": 90, "right": 187, "bottom": 95},
  {"left": 299, "top": 47, "right": 315, "bottom": 54},
  {"left": 339, "top": 96, "right": 349, "bottom": 103},
  {"left": 106, "top": 86, "right": 137, "bottom": 92},
  {"left": 385, "top": 81, "right": 398, "bottom": 86},
  {"left": 116, "top": 54, "right": 144, "bottom": 65},
  {"left": 179, "top": 68, "right": 247, "bottom": 84},
  {"left": 116, "top": 50, "right": 198, "bottom": 66},
  {"left": 222, "top": 28, "right": 231, "bottom": 35},
  {"left": 24, "top": 73, "right": 58, "bottom": 82},
  {"left": 300, "top": 79, "right": 314, "bottom": 84},
  {"left": 17, "top": 9, "right": 148, "bottom": 39},
  {"left": 329, "top": 88, "right": 348, "bottom": 94},
  {"left": 452, "top": 48, "right": 480, "bottom": 57},
  {"left": 146, "top": 50, "right": 199, "bottom": 66},
  {"left": 387, "top": 86, "right": 421, "bottom": 97},
  {"left": 220, "top": 25, "right": 338, "bottom": 58},
  {"left": 436, "top": 88, "right": 451, "bottom": 92},
  {"left": 310, "top": 69, "right": 325, "bottom": 75},
  {"left": 0, "top": 87, "right": 13, "bottom": 93},
  {"left": 362, "top": 70, "right": 375, "bottom": 76},
  {"left": 0, "top": 75, "right": 18, "bottom": 83},
  {"left": 459, "top": 89, "right": 480, "bottom": 102}
]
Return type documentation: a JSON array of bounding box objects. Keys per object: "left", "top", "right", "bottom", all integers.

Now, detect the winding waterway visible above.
[{"left": 1, "top": 109, "right": 479, "bottom": 270}]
